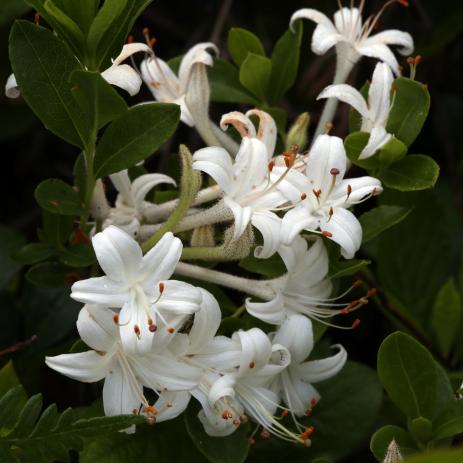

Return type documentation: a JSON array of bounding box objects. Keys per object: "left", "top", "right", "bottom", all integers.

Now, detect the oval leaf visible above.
[
  {"left": 370, "top": 425, "right": 418, "bottom": 462},
  {"left": 239, "top": 53, "right": 272, "bottom": 102},
  {"left": 228, "top": 27, "right": 265, "bottom": 67},
  {"left": 434, "top": 400, "right": 463, "bottom": 440},
  {"left": 35, "top": 179, "right": 85, "bottom": 215},
  {"left": 14, "top": 243, "right": 55, "bottom": 265}
]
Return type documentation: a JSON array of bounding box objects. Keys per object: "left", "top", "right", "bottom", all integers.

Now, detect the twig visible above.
[
  {"left": 210, "top": 0, "right": 233, "bottom": 44},
  {"left": 0, "top": 335, "right": 38, "bottom": 357}
]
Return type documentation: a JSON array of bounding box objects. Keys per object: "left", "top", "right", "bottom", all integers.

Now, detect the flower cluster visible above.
[{"left": 36, "top": 0, "right": 415, "bottom": 445}]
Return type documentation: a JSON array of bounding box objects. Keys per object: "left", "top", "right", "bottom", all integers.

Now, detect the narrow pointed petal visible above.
[
  {"left": 331, "top": 176, "right": 382, "bottom": 205},
  {"left": 71, "top": 276, "right": 129, "bottom": 307},
  {"left": 280, "top": 370, "right": 320, "bottom": 416},
  {"left": 290, "top": 8, "right": 337, "bottom": 32},
  {"left": 364, "top": 30, "right": 414, "bottom": 56},
  {"left": 110, "top": 170, "right": 134, "bottom": 206},
  {"left": 317, "top": 84, "right": 369, "bottom": 119},
  {"left": 76, "top": 305, "right": 118, "bottom": 352},
  {"left": 360, "top": 127, "right": 392, "bottom": 159},
  {"left": 111, "top": 43, "right": 152, "bottom": 66},
  {"left": 140, "top": 57, "right": 181, "bottom": 101},
  {"left": 103, "top": 363, "right": 143, "bottom": 416},
  {"left": 273, "top": 315, "right": 314, "bottom": 364},
  {"left": 246, "top": 109, "right": 277, "bottom": 157},
  {"left": 224, "top": 197, "right": 252, "bottom": 240},
  {"left": 101, "top": 64, "right": 143, "bottom": 96},
  {"left": 280, "top": 205, "right": 317, "bottom": 245},
  {"left": 5, "top": 73, "right": 20, "bottom": 98},
  {"left": 46, "top": 351, "right": 112, "bottom": 382},
  {"left": 139, "top": 232, "right": 182, "bottom": 288},
  {"left": 312, "top": 24, "right": 343, "bottom": 55},
  {"left": 131, "top": 173, "right": 176, "bottom": 209},
  {"left": 368, "top": 62, "right": 394, "bottom": 126},
  {"left": 251, "top": 211, "right": 281, "bottom": 259},
  {"left": 297, "top": 344, "right": 347, "bottom": 382},
  {"left": 245, "top": 292, "right": 286, "bottom": 325},
  {"left": 234, "top": 328, "right": 272, "bottom": 374},
  {"left": 192, "top": 147, "right": 234, "bottom": 196},
  {"left": 356, "top": 42, "right": 400, "bottom": 75},
  {"left": 178, "top": 42, "right": 218, "bottom": 89},
  {"left": 92, "top": 226, "right": 143, "bottom": 282},
  {"left": 321, "top": 207, "right": 362, "bottom": 259},
  {"left": 154, "top": 391, "right": 191, "bottom": 422}
]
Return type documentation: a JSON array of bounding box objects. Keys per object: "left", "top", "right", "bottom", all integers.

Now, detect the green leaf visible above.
[
  {"left": 41, "top": 211, "right": 74, "bottom": 246},
  {"left": 185, "top": 401, "right": 250, "bottom": 463},
  {"left": 268, "top": 21, "right": 302, "bottom": 103},
  {"left": 377, "top": 332, "right": 439, "bottom": 420},
  {"left": 359, "top": 205, "right": 412, "bottom": 243},
  {"left": 81, "top": 419, "right": 209, "bottom": 463},
  {"left": 87, "top": 0, "right": 127, "bottom": 53},
  {"left": 71, "top": 70, "right": 128, "bottom": 133},
  {"left": 409, "top": 416, "right": 433, "bottom": 444},
  {"left": 35, "top": 179, "right": 85, "bottom": 216},
  {"left": 209, "top": 58, "right": 258, "bottom": 105},
  {"left": 239, "top": 252, "right": 286, "bottom": 278},
  {"left": 432, "top": 279, "right": 462, "bottom": 357},
  {"left": 370, "top": 425, "right": 418, "bottom": 462},
  {"left": 13, "top": 243, "right": 55, "bottom": 265},
  {"left": 227, "top": 27, "right": 265, "bottom": 66},
  {"left": 387, "top": 77, "right": 430, "bottom": 147},
  {"left": 344, "top": 132, "right": 407, "bottom": 169},
  {"left": 329, "top": 258, "right": 370, "bottom": 279},
  {"left": 0, "top": 0, "right": 31, "bottom": 28},
  {"left": 434, "top": 399, "right": 463, "bottom": 440},
  {"left": 0, "top": 362, "right": 24, "bottom": 398},
  {"left": 94, "top": 103, "right": 180, "bottom": 177},
  {"left": 25, "top": 262, "right": 70, "bottom": 287},
  {"left": 404, "top": 449, "right": 463, "bottom": 463},
  {"left": 0, "top": 387, "right": 28, "bottom": 436},
  {"left": 380, "top": 155, "right": 440, "bottom": 191},
  {"left": 52, "top": 0, "right": 99, "bottom": 34},
  {"left": 0, "top": 386, "right": 144, "bottom": 462},
  {"left": 0, "top": 225, "right": 26, "bottom": 290},
  {"left": 59, "top": 244, "right": 96, "bottom": 267},
  {"left": 9, "top": 20, "right": 89, "bottom": 148},
  {"left": 239, "top": 53, "right": 272, "bottom": 102}
]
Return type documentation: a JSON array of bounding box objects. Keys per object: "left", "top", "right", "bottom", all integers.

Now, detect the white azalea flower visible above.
[
  {"left": 140, "top": 42, "right": 218, "bottom": 126},
  {"left": 45, "top": 305, "right": 202, "bottom": 422},
  {"left": 6, "top": 42, "right": 151, "bottom": 99},
  {"left": 290, "top": 2, "right": 414, "bottom": 75},
  {"left": 193, "top": 110, "right": 292, "bottom": 259},
  {"left": 280, "top": 134, "right": 382, "bottom": 258},
  {"left": 318, "top": 62, "right": 394, "bottom": 159},
  {"left": 104, "top": 169, "right": 176, "bottom": 236},
  {"left": 271, "top": 315, "right": 347, "bottom": 428},
  {"left": 71, "top": 226, "right": 202, "bottom": 354}
]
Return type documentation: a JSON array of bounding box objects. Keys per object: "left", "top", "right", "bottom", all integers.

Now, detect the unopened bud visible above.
[
  {"left": 383, "top": 439, "right": 403, "bottom": 463},
  {"left": 286, "top": 112, "right": 310, "bottom": 151},
  {"left": 191, "top": 225, "right": 216, "bottom": 247}
]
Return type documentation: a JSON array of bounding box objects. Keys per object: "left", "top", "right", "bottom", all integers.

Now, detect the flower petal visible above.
[
  {"left": 280, "top": 205, "right": 317, "bottom": 245},
  {"left": 233, "top": 328, "right": 272, "bottom": 374},
  {"left": 154, "top": 280, "right": 202, "bottom": 315},
  {"left": 132, "top": 173, "right": 176, "bottom": 209},
  {"left": 290, "top": 8, "right": 337, "bottom": 32},
  {"left": 273, "top": 315, "right": 313, "bottom": 364},
  {"left": 76, "top": 305, "right": 118, "bottom": 352},
  {"left": 154, "top": 391, "right": 191, "bottom": 422},
  {"left": 356, "top": 42, "right": 400, "bottom": 75},
  {"left": 251, "top": 210, "right": 281, "bottom": 259},
  {"left": 220, "top": 111, "right": 256, "bottom": 138},
  {"left": 109, "top": 170, "right": 134, "bottom": 206},
  {"left": 193, "top": 146, "right": 234, "bottom": 195},
  {"left": 360, "top": 127, "right": 392, "bottom": 159},
  {"left": 333, "top": 8, "right": 362, "bottom": 38},
  {"left": 5, "top": 73, "right": 20, "bottom": 98},
  {"left": 71, "top": 276, "right": 130, "bottom": 307},
  {"left": 368, "top": 62, "right": 394, "bottom": 127},
  {"left": 101, "top": 64, "right": 143, "bottom": 96},
  {"left": 317, "top": 84, "right": 369, "bottom": 119},
  {"left": 111, "top": 43, "right": 152, "bottom": 66},
  {"left": 245, "top": 292, "right": 286, "bottom": 325},
  {"left": 224, "top": 196, "right": 252, "bottom": 240},
  {"left": 178, "top": 42, "right": 218, "bottom": 90},
  {"left": 246, "top": 109, "right": 277, "bottom": 157},
  {"left": 312, "top": 24, "right": 343, "bottom": 55},
  {"left": 364, "top": 30, "right": 414, "bottom": 56},
  {"left": 290, "top": 237, "right": 330, "bottom": 286},
  {"left": 140, "top": 56, "right": 181, "bottom": 101},
  {"left": 280, "top": 370, "right": 320, "bottom": 416},
  {"left": 331, "top": 176, "right": 383, "bottom": 205},
  {"left": 297, "top": 344, "right": 347, "bottom": 382}
]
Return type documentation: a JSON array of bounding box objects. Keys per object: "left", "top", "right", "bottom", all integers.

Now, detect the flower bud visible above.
[
  {"left": 191, "top": 225, "right": 216, "bottom": 247},
  {"left": 383, "top": 439, "right": 403, "bottom": 463},
  {"left": 286, "top": 112, "right": 310, "bottom": 151}
]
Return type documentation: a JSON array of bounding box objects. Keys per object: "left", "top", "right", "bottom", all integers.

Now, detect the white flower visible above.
[
  {"left": 290, "top": 2, "right": 414, "bottom": 74},
  {"left": 5, "top": 73, "right": 19, "bottom": 98},
  {"left": 45, "top": 305, "right": 202, "bottom": 421},
  {"left": 140, "top": 42, "right": 218, "bottom": 126},
  {"left": 318, "top": 62, "right": 394, "bottom": 159},
  {"left": 104, "top": 169, "right": 176, "bottom": 236},
  {"left": 71, "top": 226, "right": 202, "bottom": 354},
  {"left": 193, "top": 110, "right": 292, "bottom": 259},
  {"left": 280, "top": 134, "right": 382, "bottom": 258},
  {"left": 271, "top": 315, "right": 347, "bottom": 425}
]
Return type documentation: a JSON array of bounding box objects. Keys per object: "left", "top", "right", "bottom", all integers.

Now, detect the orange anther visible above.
[
  {"left": 249, "top": 361, "right": 255, "bottom": 369},
  {"left": 34, "top": 12, "right": 40, "bottom": 24},
  {"left": 313, "top": 189, "right": 322, "bottom": 198},
  {"left": 149, "top": 37, "right": 157, "bottom": 48},
  {"left": 222, "top": 410, "right": 232, "bottom": 420},
  {"left": 366, "top": 288, "right": 377, "bottom": 298},
  {"left": 134, "top": 324, "right": 140, "bottom": 335},
  {"left": 260, "top": 430, "right": 270, "bottom": 439},
  {"left": 330, "top": 167, "right": 340, "bottom": 175},
  {"left": 280, "top": 410, "right": 289, "bottom": 418},
  {"left": 142, "top": 27, "right": 150, "bottom": 36},
  {"left": 268, "top": 160, "right": 275, "bottom": 172},
  {"left": 143, "top": 405, "right": 158, "bottom": 415},
  {"left": 310, "top": 398, "right": 317, "bottom": 406},
  {"left": 113, "top": 314, "right": 119, "bottom": 324},
  {"left": 397, "top": 0, "right": 409, "bottom": 6},
  {"left": 300, "top": 193, "right": 307, "bottom": 201},
  {"left": 149, "top": 324, "right": 157, "bottom": 333},
  {"left": 248, "top": 437, "right": 256, "bottom": 445},
  {"left": 321, "top": 230, "right": 333, "bottom": 238},
  {"left": 328, "top": 207, "right": 333, "bottom": 216},
  {"left": 127, "top": 35, "right": 134, "bottom": 44},
  {"left": 132, "top": 408, "right": 138, "bottom": 414},
  {"left": 353, "top": 279, "right": 363, "bottom": 288},
  {"left": 167, "top": 327, "right": 175, "bottom": 334},
  {"left": 351, "top": 319, "right": 361, "bottom": 329},
  {"left": 159, "top": 282, "right": 165, "bottom": 294}
]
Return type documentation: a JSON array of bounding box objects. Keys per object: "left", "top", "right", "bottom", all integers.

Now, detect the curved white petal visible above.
[
  {"left": 154, "top": 391, "right": 191, "bottom": 422},
  {"left": 92, "top": 226, "right": 143, "bottom": 282},
  {"left": 245, "top": 292, "right": 286, "bottom": 325},
  {"left": 280, "top": 370, "right": 320, "bottom": 416},
  {"left": 317, "top": 84, "right": 369, "bottom": 119},
  {"left": 297, "top": 344, "right": 347, "bottom": 383},
  {"left": 333, "top": 8, "right": 362, "bottom": 38},
  {"left": 139, "top": 232, "right": 182, "bottom": 288},
  {"left": 220, "top": 111, "right": 257, "bottom": 138},
  {"left": 192, "top": 336, "right": 242, "bottom": 370},
  {"left": 103, "top": 362, "right": 143, "bottom": 416},
  {"left": 46, "top": 351, "right": 112, "bottom": 383},
  {"left": 140, "top": 57, "right": 181, "bottom": 101},
  {"left": 132, "top": 173, "right": 176, "bottom": 209},
  {"left": 178, "top": 42, "right": 218, "bottom": 89},
  {"left": 356, "top": 42, "right": 400, "bottom": 75},
  {"left": 192, "top": 146, "right": 234, "bottom": 195},
  {"left": 365, "top": 30, "right": 414, "bottom": 56},
  {"left": 154, "top": 280, "right": 202, "bottom": 315},
  {"left": 251, "top": 211, "right": 281, "bottom": 259},
  {"left": 280, "top": 205, "right": 316, "bottom": 245},
  {"left": 224, "top": 196, "right": 252, "bottom": 240},
  {"left": 273, "top": 315, "right": 314, "bottom": 364},
  {"left": 111, "top": 43, "right": 152, "bottom": 66},
  {"left": 233, "top": 328, "right": 272, "bottom": 374},
  {"left": 321, "top": 207, "right": 362, "bottom": 259},
  {"left": 246, "top": 109, "right": 277, "bottom": 157},
  {"left": 331, "top": 176, "right": 382, "bottom": 205},
  {"left": 71, "top": 276, "right": 130, "bottom": 307},
  {"left": 368, "top": 62, "right": 394, "bottom": 127},
  {"left": 5, "top": 73, "right": 20, "bottom": 98},
  {"left": 312, "top": 24, "right": 343, "bottom": 55},
  {"left": 290, "top": 8, "right": 336, "bottom": 32},
  {"left": 110, "top": 170, "right": 134, "bottom": 206},
  {"left": 101, "top": 64, "right": 143, "bottom": 96},
  {"left": 76, "top": 305, "right": 118, "bottom": 352},
  {"left": 360, "top": 127, "right": 392, "bottom": 159}
]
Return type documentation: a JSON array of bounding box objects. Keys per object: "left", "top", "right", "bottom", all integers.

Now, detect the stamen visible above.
[
  {"left": 351, "top": 318, "right": 361, "bottom": 329},
  {"left": 134, "top": 324, "right": 141, "bottom": 337},
  {"left": 328, "top": 207, "right": 334, "bottom": 221},
  {"left": 113, "top": 314, "right": 119, "bottom": 324},
  {"left": 407, "top": 55, "right": 422, "bottom": 80},
  {"left": 321, "top": 230, "right": 333, "bottom": 238},
  {"left": 330, "top": 168, "right": 340, "bottom": 176},
  {"left": 34, "top": 12, "right": 40, "bottom": 25},
  {"left": 233, "top": 419, "right": 241, "bottom": 426},
  {"left": 249, "top": 361, "right": 255, "bottom": 369},
  {"left": 260, "top": 430, "right": 270, "bottom": 439},
  {"left": 127, "top": 35, "right": 134, "bottom": 44},
  {"left": 222, "top": 410, "right": 232, "bottom": 420},
  {"left": 167, "top": 326, "right": 175, "bottom": 334},
  {"left": 346, "top": 184, "right": 352, "bottom": 201},
  {"left": 268, "top": 160, "right": 275, "bottom": 172},
  {"left": 300, "top": 193, "right": 307, "bottom": 201}
]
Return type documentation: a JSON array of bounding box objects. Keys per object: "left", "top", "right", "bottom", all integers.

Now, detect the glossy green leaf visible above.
[
  {"left": 268, "top": 21, "right": 302, "bottom": 103},
  {"left": 25, "top": 262, "right": 70, "bottom": 287},
  {"left": 0, "top": 225, "right": 25, "bottom": 290},
  {"left": 432, "top": 279, "right": 462, "bottom": 357},
  {"left": 35, "top": 179, "right": 85, "bottom": 215},
  {"left": 370, "top": 425, "right": 418, "bottom": 462},
  {"left": 409, "top": 416, "right": 433, "bottom": 444},
  {"left": 94, "top": 103, "right": 180, "bottom": 177},
  {"left": 387, "top": 77, "right": 430, "bottom": 147},
  {"left": 228, "top": 27, "right": 265, "bottom": 66},
  {"left": 0, "top": 0, "right": 31, "bottom": 28},
  {"left": 59, "top": 244, "right": 95, "bottom": 267},
  {"left": 9, "top": 21, "right": 89, "bottom": 148},
  {"left": 41, "top": 211, "right": 74, "bottom": 246},
  {"left": 14, "top": 243, "right": 55, "bottom": 265},
  {"left": 377, "top": 332, "right": 438, "bottom": 420},
  {"left": 185, "top": 402, "right": 250, "bottom": 463},
  {"left": 329, "top": 258, "right": 370, "bottom": 279},
  {"left": 71, "top": 70, "right": 128, "bottom": 132},
  {"left": 209, "top": 58, "right": 258, "bottom": 104},
  {"left": 380, "top": 155, "right": 440, "bottom": 191},
  {"left": 359, "top": 205, "right": 412, "bottom": 243},
  {"left": 239, "top": 53, "right": 272, "bottom": 102},
  {"left": 239, "top": 252, "right": 286, "bottom": 278},
  {"left": 344, "top": 132, "right": 407, "bottom": 169},
  {"left": 434, "top": 399, "right": 463, "bottom": 440},
  {"left": 52, "top": 0, "right": 99, "bottom": 34}
]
